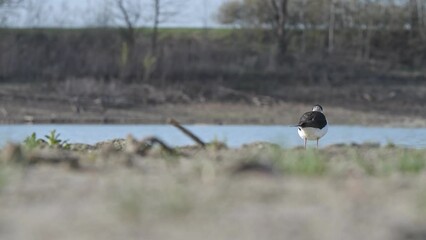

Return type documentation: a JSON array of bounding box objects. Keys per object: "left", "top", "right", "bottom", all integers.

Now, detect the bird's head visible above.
[{"left": 312, "top": 104, "right": 323, "bottom": 112}]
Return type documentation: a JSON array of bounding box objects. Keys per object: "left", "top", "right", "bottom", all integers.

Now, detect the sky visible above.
[{"left": 4, "top": 0, "right": 228, "bottom": 28}]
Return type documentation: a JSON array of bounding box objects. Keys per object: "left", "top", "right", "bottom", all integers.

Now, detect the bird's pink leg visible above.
[{"left": 304, "top": 138, "right": 307, "bottom": 149}]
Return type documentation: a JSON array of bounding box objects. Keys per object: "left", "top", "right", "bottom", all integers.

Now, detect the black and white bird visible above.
[{"left": 297, "top": 104, "right": 328, "bottom": 148}]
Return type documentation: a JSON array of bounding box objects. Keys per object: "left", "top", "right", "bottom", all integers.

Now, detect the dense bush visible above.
[{"left": 0, "top": 28, "right": 425, "bottom": 86}]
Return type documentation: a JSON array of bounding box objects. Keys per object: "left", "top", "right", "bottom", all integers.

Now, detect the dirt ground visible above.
[
  {"left": 0, "top": 81, "right": 426, "bottom": 127},
  {"left": 0, "top": 142, "right": 426, "bottom": 240}
]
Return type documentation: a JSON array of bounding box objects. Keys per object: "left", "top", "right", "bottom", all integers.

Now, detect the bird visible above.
[{"left": 296, "top": 104, "right": 328, "bottom": 149}]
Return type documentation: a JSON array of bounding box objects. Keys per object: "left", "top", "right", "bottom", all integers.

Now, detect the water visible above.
[{"left": 0, "top": 124, "right": 425, "bottom": 148}]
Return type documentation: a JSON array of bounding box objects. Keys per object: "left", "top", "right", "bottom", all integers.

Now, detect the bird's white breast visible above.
[{"left": 298, "top": 125, "right": 328, "bottom": 140}]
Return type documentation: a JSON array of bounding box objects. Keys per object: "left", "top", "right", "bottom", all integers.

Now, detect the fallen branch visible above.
[
  {"left": 145, "top": 136, "right": 176, "bottom": 154},
  {"left": 126, "top": 135, "right": 177, "bottom": 155},
  {"left": 168, "top": 118, "right": 206, "bottom": 148}
]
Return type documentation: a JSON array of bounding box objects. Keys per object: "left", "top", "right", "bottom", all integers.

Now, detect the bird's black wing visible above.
[{"left": 297, "top": 111, "right": 327, "bottom": 129}]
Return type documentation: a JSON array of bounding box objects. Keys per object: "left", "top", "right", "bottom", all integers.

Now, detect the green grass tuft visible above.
[
  {"left": 272, "top": 149, "right": 327, "bottom": 176},
  {"left": 398, "top": 150, "right": 426, "bottom": 173},
  {"left": 23, "top": 133, "right": 43, "bottom": 150}
]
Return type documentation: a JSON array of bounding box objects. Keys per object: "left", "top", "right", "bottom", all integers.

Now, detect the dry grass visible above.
[{"left": 0, "top": 142, "right": 425, "bottom": 240}]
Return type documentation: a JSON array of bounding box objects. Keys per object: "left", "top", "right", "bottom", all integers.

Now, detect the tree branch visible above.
[{"left": 116, "top": 0, "right": 133, "bottom": 31}]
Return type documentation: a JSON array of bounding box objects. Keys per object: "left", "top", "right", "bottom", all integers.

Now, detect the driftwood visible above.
[
  {"left": 168, "top": 118, "right": 206, "bottom": 148},
  {"left": 126, "top": 135, "right": 176, "bottom": 156},
  {"left": 144, "top": 136, "right": 176, "bottom": 154}
]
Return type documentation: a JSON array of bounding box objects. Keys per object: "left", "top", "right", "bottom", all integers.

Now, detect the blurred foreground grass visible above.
[{"left": 0, "top": 140, "right": 426, "bottom": 240}]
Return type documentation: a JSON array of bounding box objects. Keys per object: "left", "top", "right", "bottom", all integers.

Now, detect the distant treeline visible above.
[{"left": 0, "top": 27, "right": 425, "bottom": 87}]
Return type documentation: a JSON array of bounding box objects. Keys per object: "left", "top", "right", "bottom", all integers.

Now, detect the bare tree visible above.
[
  {"left": 0, "top": 0, "right": 22, "bottom": 8},
  {"left": 97, "top": 4, "right": 114, "bottom": 27},
  {"left": 143, "top": 0, "right": 183, "bottom": 82},
  {"left": 0, "top": 0, "right": 23, "bottom": 26},
  {"left": 328, "top": 0, "right": 336, "bottom": 53},
  {"left": 83, "top": 0, "right": 120, "bottom": 28},
  {"left": 149, "top": 0, "right": 183, "bottom": 53},
  {"left": 268, "top": 0, "right": 289, "bottom": 58},
  {"left": 110, "top": 0, "right": 142, "bottom": 46},
  {"left": 24, "top": 0, "right": 47, "bottom": 27},
  {"left": 296, "top": 0, "right": 308, "bottom": 52},
  {"left": 54, "top": 1, "right": 73, "bottom": 28},
  {"left": 410, "top": 0, "right": 419, "bottom": 30},
  {"left": 217, "top": 0, "right": 290, "bottom": 58},
  {"left": 151, "top": 0, "right": 160, "bottom": 53},
  {"left": 409, "top": 0, "right": 426, "bottom": 38}
]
